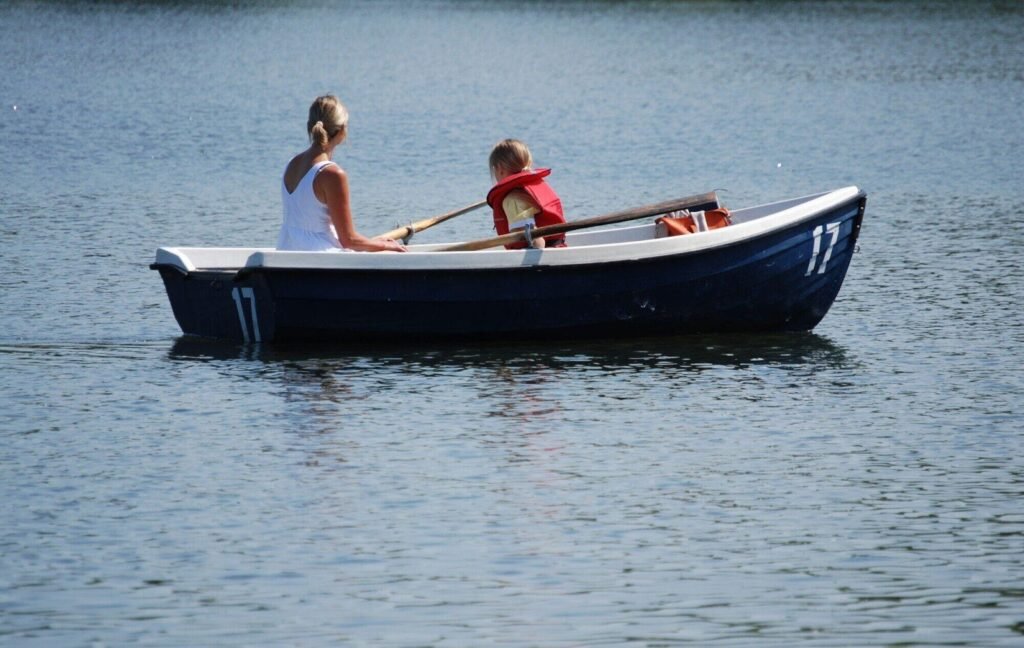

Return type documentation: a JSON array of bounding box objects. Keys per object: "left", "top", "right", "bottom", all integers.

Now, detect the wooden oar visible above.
[
  {"left": 376, "top": 200, "right": 487, "bottom": 243},
  {"left": 438, "top": 191, "right": 719, "bottom": 252}
]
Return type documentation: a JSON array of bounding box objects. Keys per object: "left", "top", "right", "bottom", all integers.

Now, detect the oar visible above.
[
  {"left": 438, "top": 191, "right": 719, "bottom": 252},
  {"left": 376, "top": 200, "right": 487, "bottom": 243}
]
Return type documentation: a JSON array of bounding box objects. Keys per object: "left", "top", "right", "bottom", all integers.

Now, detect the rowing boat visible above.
[{"left": 150, "top": 186, "right": 866, "bottom": 343}]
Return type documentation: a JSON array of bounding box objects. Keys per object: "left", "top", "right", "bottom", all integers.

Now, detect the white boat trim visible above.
[{"left": 154, "top": 186, "right": 860, "bottom": 273}]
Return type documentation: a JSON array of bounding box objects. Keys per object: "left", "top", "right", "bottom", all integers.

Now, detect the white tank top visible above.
[{"left": 276, "top": 161, "right": 349, "bottom": 251}]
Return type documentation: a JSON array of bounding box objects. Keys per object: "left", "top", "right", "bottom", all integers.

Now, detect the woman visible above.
[{"left": 277, "top": 95, "right": 405, "bottom": 252}]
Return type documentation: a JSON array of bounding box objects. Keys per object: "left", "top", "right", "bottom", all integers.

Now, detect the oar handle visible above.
[
  {"left": 376, "top": 200, "right": 488, "bottom": 242},
  {"left": 439, "top": 191, "right": 719, "bottom": 252}
]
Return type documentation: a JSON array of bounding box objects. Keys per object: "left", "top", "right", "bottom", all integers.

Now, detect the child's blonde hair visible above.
[
  {"left": 307, "top": 95, "right": 349, "bottom": 147},
  {"left": 489, "top": 138, "right": 533, "bottom": 179}
]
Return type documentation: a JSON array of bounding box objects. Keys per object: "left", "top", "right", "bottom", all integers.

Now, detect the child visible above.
[{"left": 486, "top": 139, "right": 567, "bottom": 249}]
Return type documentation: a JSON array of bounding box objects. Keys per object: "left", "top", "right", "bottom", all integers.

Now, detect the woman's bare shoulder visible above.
[
  {"left": 315, "top": 162, "right": 347, "bottom": 190},
  {"left": 312, "top": 161, "right": 349, "bottom": 205},
  {"left": 318, "top": 161, "right": 346, "bottom": 178}
]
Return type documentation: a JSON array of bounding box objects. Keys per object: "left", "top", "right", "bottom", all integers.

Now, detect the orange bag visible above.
[{"left": 658, "top": 208, "right": 732, "bottom": 236}]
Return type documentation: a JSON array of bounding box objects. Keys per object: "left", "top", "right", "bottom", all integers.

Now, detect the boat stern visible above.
[{"left": 151, "top": 248, "right": 275, "bottom": 342}]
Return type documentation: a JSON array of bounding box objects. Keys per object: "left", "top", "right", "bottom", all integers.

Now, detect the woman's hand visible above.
[{"left": 376, "top": 237, "right": 407, "bottom": 252}]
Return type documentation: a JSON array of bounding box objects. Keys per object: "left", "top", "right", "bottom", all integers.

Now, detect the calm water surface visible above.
[{"left": 1, "top": 1, "right": 1023, "bottom": 645}]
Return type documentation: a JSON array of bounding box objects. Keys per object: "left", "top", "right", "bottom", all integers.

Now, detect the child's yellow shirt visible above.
[{"left": 502, "top": 191, "right": 539, "bottom": 229}]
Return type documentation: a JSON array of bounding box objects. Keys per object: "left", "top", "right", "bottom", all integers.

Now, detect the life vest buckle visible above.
[{"left": 522, "top": 223, "right": 537, "bottom": 249}]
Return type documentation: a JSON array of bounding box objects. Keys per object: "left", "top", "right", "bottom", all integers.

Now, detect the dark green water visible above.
[{"left": 2, "top": 1, "right": 1022, "bottom": 645}]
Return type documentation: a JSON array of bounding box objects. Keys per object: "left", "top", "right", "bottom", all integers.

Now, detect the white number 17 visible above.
[
  {"left": 231, "top": 287, "right": 262, "bottom": 343},
  {"left": 806, "top": 222, "right": 841, "bottom": 276}
]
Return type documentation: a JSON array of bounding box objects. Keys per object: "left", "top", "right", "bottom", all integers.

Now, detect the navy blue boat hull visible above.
[{"left": 152, "top": 193, "right": 865, "bottom": 343}]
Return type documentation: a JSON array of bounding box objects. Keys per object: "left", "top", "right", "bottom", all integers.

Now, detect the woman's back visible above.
[{"left": 277, "top": 159, "right": 345, "bottom": 251}]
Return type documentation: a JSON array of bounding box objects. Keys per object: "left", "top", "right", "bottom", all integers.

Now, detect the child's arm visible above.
[{"left": 502, "top": 190, "right": 545, "bottom": 248}]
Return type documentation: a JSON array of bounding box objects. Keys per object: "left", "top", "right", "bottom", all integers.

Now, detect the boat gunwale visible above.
[{"left": 153, "top": 186, "right": 862, "bottom": 274}]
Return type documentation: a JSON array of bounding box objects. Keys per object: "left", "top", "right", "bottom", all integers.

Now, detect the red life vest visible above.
[{"left": 486, "top": 168, "right": 567, "bottom": 249}]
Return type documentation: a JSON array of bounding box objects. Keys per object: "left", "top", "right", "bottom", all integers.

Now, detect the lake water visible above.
[{"left": 2, "top": 0, "right": 1023, "bottom": 645}]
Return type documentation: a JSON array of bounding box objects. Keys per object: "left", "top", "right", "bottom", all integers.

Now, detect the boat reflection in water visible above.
[{"left": 167, "top": 331, "right": 855, "bottom": 379}]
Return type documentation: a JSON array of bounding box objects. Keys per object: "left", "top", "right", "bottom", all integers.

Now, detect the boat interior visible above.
[{"left": 154, "top": 189, "right": 846, "bottom": 272}]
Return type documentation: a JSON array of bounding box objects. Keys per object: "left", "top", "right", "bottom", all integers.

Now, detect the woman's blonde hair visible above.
[
  {"left": 307, "top": 95, "right": 349, "bottom": 147},
  {"left": 489, "top": 138, "right": 533, "bottom": 179}
]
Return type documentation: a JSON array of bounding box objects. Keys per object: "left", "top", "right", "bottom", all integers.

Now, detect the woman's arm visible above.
[{"left": 316, "top": 166, "right": 406, "bottom": 252}]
